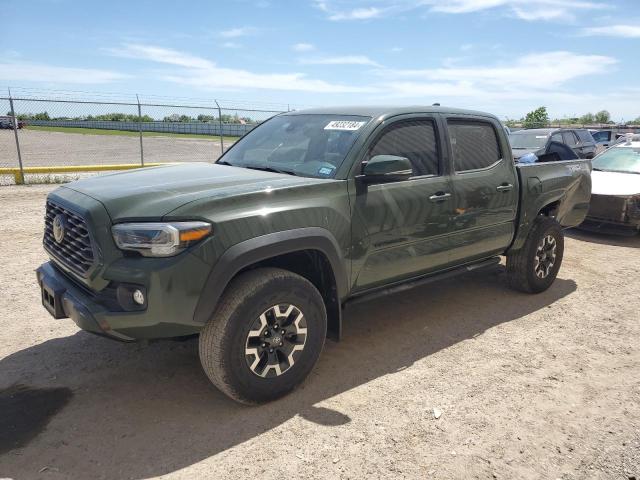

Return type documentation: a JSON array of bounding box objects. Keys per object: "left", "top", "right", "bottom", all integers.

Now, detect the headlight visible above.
[{"left": 112, "top": 222, "right": 212, "bottom": 257}]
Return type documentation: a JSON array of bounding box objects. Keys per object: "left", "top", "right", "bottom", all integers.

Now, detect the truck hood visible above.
[
  {"left": 591, "top": 170, "right": 640, "bottom": 196},
  {"left": 61, "top": 163, "right": 328, "bottom": 220}
]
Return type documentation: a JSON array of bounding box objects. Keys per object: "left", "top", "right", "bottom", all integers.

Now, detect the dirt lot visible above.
[
  {"left": 0, "top": 184, "right": 639, "bottom": 480},
  {"left": 0, "top": 129, "right": 228, "bottom": 169}
]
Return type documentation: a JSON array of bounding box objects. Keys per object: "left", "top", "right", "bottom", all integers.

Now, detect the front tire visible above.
[
  {"left": 199, "top": 267, "right": 327, "bottom": 404},
  {"left": 506, "top": 216, "right": 564, "bottom": 293}
]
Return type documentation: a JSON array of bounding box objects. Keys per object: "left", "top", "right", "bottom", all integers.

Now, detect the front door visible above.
[{"left": 349, "top": 116, "right": 454, "bottom": 291}]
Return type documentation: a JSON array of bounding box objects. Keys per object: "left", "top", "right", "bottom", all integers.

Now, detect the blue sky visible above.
[{"left": 1, "top": 0, "right": 639, "bottom": 120}]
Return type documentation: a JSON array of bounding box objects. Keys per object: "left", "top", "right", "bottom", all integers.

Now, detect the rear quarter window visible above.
[
  {"left": 576, "top": 130, "right": 595, "bottom": 143},
  {"left": 448, "top": 120, "right": 502, "bottom": 172}
]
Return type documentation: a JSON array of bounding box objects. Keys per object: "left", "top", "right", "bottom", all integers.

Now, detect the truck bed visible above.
[{"left": 510, "top": 159, "right": 592, "bottom": 250}]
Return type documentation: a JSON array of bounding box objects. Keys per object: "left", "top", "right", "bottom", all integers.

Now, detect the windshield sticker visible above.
[
  {"left": 324, "top": 120, "right": 366, "bottom": 131},
  {"left": 535, "top": 136, "right": 547, "bottom": 138},
  {"left": 318, "top": 166, "right": 335, "bottom": 176}
]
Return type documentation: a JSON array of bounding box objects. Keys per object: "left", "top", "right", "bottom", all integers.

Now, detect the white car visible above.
[{"left": 581, "top": 135, "right": 640, "bottom": 235}]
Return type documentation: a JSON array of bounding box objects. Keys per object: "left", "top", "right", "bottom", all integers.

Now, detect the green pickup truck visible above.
[{"left": 37, "top": 106, "right": 592, "bottom": 404}]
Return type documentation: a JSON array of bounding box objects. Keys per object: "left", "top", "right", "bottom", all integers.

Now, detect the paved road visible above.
[{"left": 0, "top": 129, "right": 230, "bottom": 168}]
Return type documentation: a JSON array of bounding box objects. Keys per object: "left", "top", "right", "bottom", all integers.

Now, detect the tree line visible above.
[
  {"left": 506, "top": 107, "right": 640, "bottom": 128},
  {"left": 6, "top": 111, "right": 257, "bottom": 124}
]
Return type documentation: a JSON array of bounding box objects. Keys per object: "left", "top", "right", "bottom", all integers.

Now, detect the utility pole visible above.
[
  {"left": 215, "top": 100, "right": 224, "bottom": 156},
  {"left": 136, "top": 94, "right": 144, "bottom": 166},
  {"left": 8, "top": 88, "right": 25, "bottom": 184}
]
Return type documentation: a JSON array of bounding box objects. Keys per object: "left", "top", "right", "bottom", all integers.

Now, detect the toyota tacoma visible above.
[{"left": 37, "top": 106, "right": 592, "bottom": 404}]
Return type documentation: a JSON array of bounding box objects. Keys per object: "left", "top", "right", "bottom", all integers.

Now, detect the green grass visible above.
[{"left": 25, "top": 125, "right": 237, "bottom": 142}]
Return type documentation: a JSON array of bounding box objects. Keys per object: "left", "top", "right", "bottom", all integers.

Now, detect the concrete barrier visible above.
[{"left": 27, "top": 120, "right": 257, "bottom": 137}]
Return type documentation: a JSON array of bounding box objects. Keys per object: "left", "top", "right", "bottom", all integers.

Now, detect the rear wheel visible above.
[
  {"left": 506, "top": 216, "right": 564, "bottom": 293},
  {"left": 199, "top": 267, "right": 327, "bottom": 404}
]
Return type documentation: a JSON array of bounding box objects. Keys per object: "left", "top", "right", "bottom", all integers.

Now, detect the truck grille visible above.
[{"left": 44, "top": 200, "right": 95, "bottom": 276}]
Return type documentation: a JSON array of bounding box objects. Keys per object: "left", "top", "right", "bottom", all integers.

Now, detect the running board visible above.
[{"left": 344, "top": 256, "right": 501, "bottom": 308}]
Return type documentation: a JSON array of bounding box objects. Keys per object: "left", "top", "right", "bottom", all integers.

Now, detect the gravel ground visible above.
[
  {"left": 0, "top": 129, "right": 228, "bottom": 168},
  {"left": 0, "top": 184, "right": 639, "bottom": 480}
]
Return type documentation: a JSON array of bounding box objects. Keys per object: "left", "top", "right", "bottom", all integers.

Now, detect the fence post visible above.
[
  {"left": 8, "top": 89, "right": 25, "bottom": 185},
  {"left": 215, "top": 99, "right": 224, "bottom": 155},
  {"left": 136, "top": 94, "right": 144, "bottom": 166}
]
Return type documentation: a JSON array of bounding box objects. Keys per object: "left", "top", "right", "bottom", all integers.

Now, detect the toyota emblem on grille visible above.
[{"left": 52, "top": 214, "right": 67, "bottom": 244}]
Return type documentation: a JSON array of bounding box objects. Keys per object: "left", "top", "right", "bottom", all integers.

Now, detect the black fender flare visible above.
[{"left": 193, "top": 227, "right": 348, "bottom": 327}]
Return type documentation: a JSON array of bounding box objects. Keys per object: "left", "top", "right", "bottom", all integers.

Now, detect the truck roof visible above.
[{"left": 283, "top": 105, "right": 499, "bottom": 120}]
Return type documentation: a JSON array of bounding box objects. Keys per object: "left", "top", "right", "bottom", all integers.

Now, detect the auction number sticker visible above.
[{"left": 324, "top": 120, "right": 366, "bottom": 131}]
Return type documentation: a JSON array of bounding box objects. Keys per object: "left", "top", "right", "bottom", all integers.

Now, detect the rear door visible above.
[
  {"left": 575, "top": 129, "right": 597, "bottom": 158},
  {"left": 562, "top": 130, "right": 582, "bottom": 157},
  {"left": 349, "top": 115, "right": 454, "bottom": 290},
  {"left": 444, "top": 115, "right": 519, "bottom": 264}
]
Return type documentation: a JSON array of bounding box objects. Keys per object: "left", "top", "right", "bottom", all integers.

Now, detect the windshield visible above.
[
  {"left": 219, "top": 114, "right": 371, "bottom": 178},
  {"left": 592, "top": 147, "right": 640, "bottom": 174},
  {"left": 509, "top": 132, "right": 549, "bottom": 149}
]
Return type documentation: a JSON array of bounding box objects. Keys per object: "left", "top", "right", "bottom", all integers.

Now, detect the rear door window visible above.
[
  {"left": 562, "top": 131, "right": 579, "bottom": 147},
  {"left": 576, "top": 130, "right": 594, "bottom": 144},
  {"left": 448, "top": 120, "right": 502, "bottom": 172}
]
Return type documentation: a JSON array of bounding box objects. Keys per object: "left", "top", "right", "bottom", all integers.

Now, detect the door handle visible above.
[
  {"left": 496, "top": 184, "right": 513, "bottom": 192},
  {"left": 429, "top": 192, "right": 452, "bottom": 202}
]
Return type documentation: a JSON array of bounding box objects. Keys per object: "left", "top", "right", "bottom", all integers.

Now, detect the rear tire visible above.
[
  {"left": 506, "top": 216, "right": 564, "bottom": 293},
  {"left": 199, "top": 267, "right": 327, "bottom": 404}
]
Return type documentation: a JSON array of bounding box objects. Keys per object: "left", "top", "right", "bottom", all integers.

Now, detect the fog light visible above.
[{"left": 132, "top": 289, "right": 145, "bottom": 305}]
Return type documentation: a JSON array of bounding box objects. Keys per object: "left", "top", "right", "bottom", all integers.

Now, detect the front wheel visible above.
[
  {"left": 506, "top": 216, "right": 564, "bottom": 293},
  {"left": 199, "top": 267, "right": 327, "bottom": 404}
]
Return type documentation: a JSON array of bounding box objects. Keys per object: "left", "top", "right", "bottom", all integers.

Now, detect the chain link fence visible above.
[{"left": 0, "top": 91, "right": 291, "bottom": 185}]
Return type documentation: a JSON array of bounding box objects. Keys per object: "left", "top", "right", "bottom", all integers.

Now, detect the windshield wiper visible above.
[{"left": 245, "top": 165, "right": 296, "bottom": 176}]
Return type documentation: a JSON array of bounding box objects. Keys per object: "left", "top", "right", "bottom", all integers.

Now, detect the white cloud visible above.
[
  {"left": 581, "top": 24, "right": 640, "bottom": 38},
  {"left": 315, "top": 0, "right": 601, "bottom": 22},
  {"left": 299, "top": 55, "right": 381, "bottom": 66},
  {"left": 103, "top": 44, "right": 625, "bottom": 117},
  {"left": 292, "top": 43, "right": 315, "bottom": 52},
  {"left": 378, "top": 51, "right": 616, "bottom": 98},
  {"left": 219, "top": 26, "right": 258, "bottom": 38},
  {"left": 105, "top": 44, "right": 214, "bottom": 69},
  {"left": 222, "top": 42, "right": 242, "bottom": 49},
  {"left": 431, "top": 0, "right": 602, "bottom": 21},
  {"left": 328, "top": 6, "right": 383, "bottom": 20},
  {"left": 108, "top": 44, "right": 375, "bottom": 94},
  {"left": 0, "top": 61, "right": 128, "bottom": 84}
]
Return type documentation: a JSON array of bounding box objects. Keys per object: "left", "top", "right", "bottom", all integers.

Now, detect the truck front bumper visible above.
[
  {"left": 36, "top": 258, "right": 210, "bottom": 341},
  {"left": 37, "top": 262, "right": 136, "bottom": 341}
]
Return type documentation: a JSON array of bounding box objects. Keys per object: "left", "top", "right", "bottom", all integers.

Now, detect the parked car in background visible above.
[
  {"left": 509, "top": 128, "right": 597, "bottom": 161},
  {"left": 589, "top": 129, "right": 629, "bottom": 153},
  {"left": 590, "top": 129, "right": 610, "bottom": 155},
  {"left": 581, "top": 135, "right": 640, "bottom": 236},
  {"left": 0, "top": 116, "right": 25, "bottom": 129}
]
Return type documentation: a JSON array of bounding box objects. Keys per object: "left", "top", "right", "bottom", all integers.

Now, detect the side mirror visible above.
[{"left": 359, "top": 155, "right": 413, "bottom": 184}]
